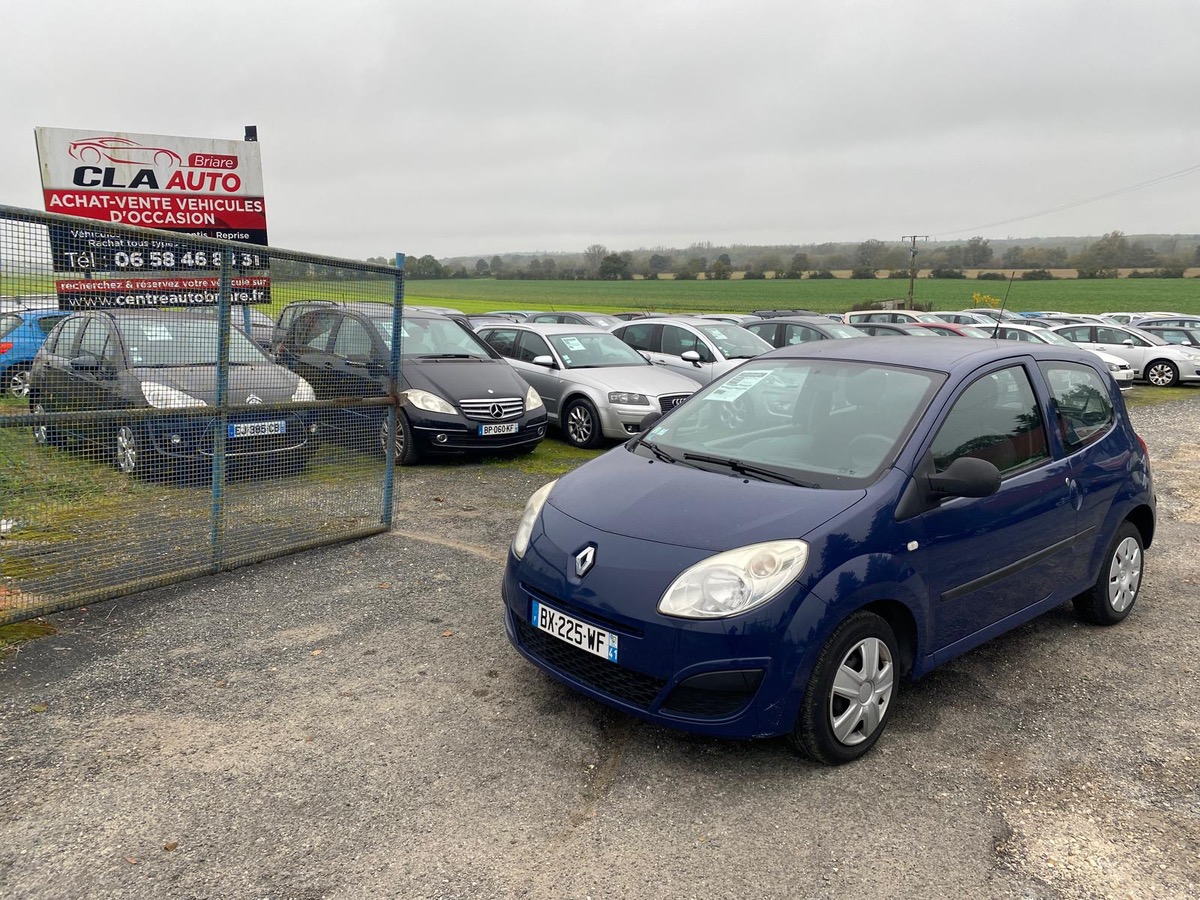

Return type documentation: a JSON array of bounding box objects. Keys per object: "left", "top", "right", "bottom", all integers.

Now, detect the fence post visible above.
[
  {"left": 381, "top": 253, "right": 406, "bottom": 526},
  {"left": 210, "top": 252, "right": 233, "bottom": 566}
]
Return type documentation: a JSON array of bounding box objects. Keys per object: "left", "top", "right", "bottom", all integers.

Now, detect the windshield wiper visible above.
[
  {"left": 414, "top": 353, "right": 480, "bottom": 360},
  {"left": 639, "top": 439, "right": 679, "bottom": 464},
  {"left": 681, "top": 452, "right": 819, "bottom": 487}
]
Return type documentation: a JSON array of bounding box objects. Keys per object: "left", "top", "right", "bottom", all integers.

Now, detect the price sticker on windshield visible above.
[{"left": 707, "top": 370, "right": 773, "bottom": 402}]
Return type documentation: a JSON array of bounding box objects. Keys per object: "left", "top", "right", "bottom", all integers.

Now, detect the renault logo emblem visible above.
[
  {"left": 575, "top": 545, "right": 596, "bottom": 577},
  {"left": 490, "top": 403, "right": 504, "bottom": 419},
  {"left": 246, "top": 394, "right": 262, "bottom": 404}
]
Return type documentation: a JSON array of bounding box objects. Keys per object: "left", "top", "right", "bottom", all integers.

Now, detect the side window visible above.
[
  {"left": 332, "top": 316, "right": 374, "bottom": 359},
  {"left": 482, "top": 329, "right": 518, "bottom": 358},
  {"left": 746, "top": 323, "right": 773, "bottom": 342},
  {"left": 79, "top": 319, "right": 116, "bottom": 363},
  {"left": 516, "top": 332, "right": 552, "bottom": 363},
  {"left": 52, "top": 316, "right": 88, "bottom": 357},
  {"left": 528, "top": 314, "right": 557, "bottom": 324},
  {"left": 1057, "top": 327, "right": 1091, "bottom": 343},
  {"left": 929, "top": 366, "right": 1049, "bottom": 476},
  {"left": 784, "top": 324, "right": 821, "bottom": 344},
  {"left": 1096, "top": 327, "right": 1132, "bottom": 345},
  {"left": 1039, "top": 362, "right": 1114, "bottom": 451},
  {"left": 38, "top": 315, "right": 69, "bottom": 334},
  {"left": 295, "top": 311, "right": 339, "bottom": 351},
  {"left": 618, "top": 323, "right": 657, "bottom": 352}
]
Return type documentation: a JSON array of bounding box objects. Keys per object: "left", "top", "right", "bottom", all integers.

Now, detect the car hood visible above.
[
  {"left": 563, "top": 365, "right": 697, "bottom": 397},
  {"left": 546, "top": 445, "right": 867, "bottom": 552},
  {"left": 132, "top": 364, "right": 301, "bottom": 405},
  {"left": 404, "top": 358, "right": 529, "bottom": 401},
  {"left": 1087, "top": 349, "right": 1130, "bottom": 368}
]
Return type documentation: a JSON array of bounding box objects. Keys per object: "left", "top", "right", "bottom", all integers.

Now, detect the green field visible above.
[{"left": 7, "top": 272, "right": 1198, "bottom": 318}]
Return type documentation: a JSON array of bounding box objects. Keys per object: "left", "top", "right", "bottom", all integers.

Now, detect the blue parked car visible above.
[
  {"left": 503, "top": 338, "right": 1156, "bottom": 764},
  {"left": 1, "top": 307, "right": 71, "bottom": 398}
]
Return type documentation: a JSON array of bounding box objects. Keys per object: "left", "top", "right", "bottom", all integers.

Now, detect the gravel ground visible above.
[{"left": 2, "top": 395, "right": 1198, "bottom": 900}]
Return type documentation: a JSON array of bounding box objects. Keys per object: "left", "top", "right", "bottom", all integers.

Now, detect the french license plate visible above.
[
  {"left": 479, "top": 422, "right": 519, "bottom": 436},
  {"left": 532, "top": 600, "right": 618, "bottom": 663},
  {"left": 229, "top": 420, "right": 286, "bottom": 438}
]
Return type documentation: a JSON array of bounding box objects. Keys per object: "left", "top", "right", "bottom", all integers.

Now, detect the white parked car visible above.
[
  {"left": 476, "top": 323, "right": 698, "bottom": 448},
  {"left": 1050, "top": 323, "right": 1200, "bottom": 387},
  {"left": 990, "top": 323, "right": 1135, "bottom": 390},
  {"left": 842, "top": 310, "right": 945, "bottom": 325},
  {"left": 609, "top": 317, "right": 772, "bottom": 384}
]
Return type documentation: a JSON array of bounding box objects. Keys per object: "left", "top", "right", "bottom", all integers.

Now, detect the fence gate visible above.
[{"left": 0, "top": 206, "right": 404, "bottom": 625}]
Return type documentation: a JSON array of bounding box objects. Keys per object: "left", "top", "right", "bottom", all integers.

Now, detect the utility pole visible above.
[{"left": 901, "top": 235, "right": 928, "bottom": 309}]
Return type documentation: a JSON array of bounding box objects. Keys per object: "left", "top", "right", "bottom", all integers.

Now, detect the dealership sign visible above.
[{"left": 35, "top": 127, "right": 270, "bottom": 303}]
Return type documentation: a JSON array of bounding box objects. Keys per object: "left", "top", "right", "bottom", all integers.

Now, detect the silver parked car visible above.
[
  {"left": 1050, "top": 323, "right": 1200, "bottom": 387},
  {"left": 476, "top": 323, "right": 698, "bottom": 448},
  {"left": 609, "top": 317, "right": 772, "bottom": 384}
]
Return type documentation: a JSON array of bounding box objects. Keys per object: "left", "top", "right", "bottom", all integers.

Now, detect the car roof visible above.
[
  {"left": 480, "top": 322, "right": 607, "bottom": 335},
  {"left": 748, "top": 316, "right": 847, "bottom": 327},
  {"left": 764, "top": 335, "right": 1095, "bottom": 372}
]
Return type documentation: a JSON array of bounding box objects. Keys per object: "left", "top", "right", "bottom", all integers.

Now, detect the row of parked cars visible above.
[{"left": 9, "top": 297, "right": 1200, "bottom": 481}]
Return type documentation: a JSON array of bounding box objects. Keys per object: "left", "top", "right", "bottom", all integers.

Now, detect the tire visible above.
[
  {"left": 1145, "top": 359, "right": 1179, "bottom": 387},
  {"left": 563, "top": 398, "right": 604, "bottom": 449},
  {"left": 114, "top": 424, "right": 150, "bottom": 476},
  {"left": 8, "top": 365, "right": 31, "bottom": 399},
  {"left": 379, "top": 410, "right": 420, "bottom": 465},
  {"left": 31, "top": 400, "right": 59, "bottom": 448},
  {"left": 1073, "top": 521, "right": 1144, "bottom": 625},
  {"left": 788, "top": 611, "right": 899, "bottom": 765}
]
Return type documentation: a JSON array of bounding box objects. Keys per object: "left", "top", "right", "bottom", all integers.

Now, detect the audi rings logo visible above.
[
  {"left": 490, "top": 403, "right": 505, "bottom": 419},
  {"left": 575, "top": 545, "right": 596, "bottom": 578}
]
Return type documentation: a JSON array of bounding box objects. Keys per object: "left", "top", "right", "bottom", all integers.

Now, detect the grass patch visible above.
[
  {"left": 1123, "top": 384, "right": 1197, "bottom": 408},
  {"left": 0, "top": 618, "right": 57, "bottom": 655}
]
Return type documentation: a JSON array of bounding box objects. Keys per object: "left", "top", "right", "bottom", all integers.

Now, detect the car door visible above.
[
  {"left": 614, "top": 322, "right": 663, "bottom": 367},
  {"left": 74, "top": 316, "right": 123, "bottom": 420},
  {"left": 1088, "top": 326, "right": 1151, "bottom": 373},
  {"left": 513, "top": 331, "right": 562, "bottom": 419},
  {"left": 38, "top": 314, "right": 88, "bottom": 417},
  {"left": 659, "top": 323, "right": 716, "bottom": 383},
  {"left": 283, "top": 310, "right": 340, "bottom": 396},
  {"left": 912, "top": 363, "right": 1076, "bottom": 659},
  {"left": 327, "top": 313, "right": 387, "bottom": 440}
]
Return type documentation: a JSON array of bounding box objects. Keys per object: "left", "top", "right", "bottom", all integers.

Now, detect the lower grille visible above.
[{"left": 513, "top": 613, "right": 666, "bottom": 709}]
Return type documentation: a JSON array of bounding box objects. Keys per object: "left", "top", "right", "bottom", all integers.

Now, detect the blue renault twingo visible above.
[{"left": 502, "top": 338, "right": 1155, "bottom": 764}]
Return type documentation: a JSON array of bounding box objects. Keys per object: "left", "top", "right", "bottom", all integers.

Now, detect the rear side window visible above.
[
  {"left": 0, "top": 313, "right": 20, "bottom": 338},
  {"left": 38, "top": 315, "right": 69, "bottom": 334},
  {"left": 48, "top": 315, "right": 88, "bottom": 357},
  {"left": 332, "top": 316, "right": 374, "bottom": 359},
  {"left": 783, "top": 324, "right": 822, "bottom": 345},
  {"left": 617, "top": 323, "right": 657, "bottom": 352},
  {"left": 1039, "top": 362, "right": 1114, "bottom": 451},
  {"left": 1056, "top": 327, "right": 1092, "bottom": 343},
  {"left": 481, "top": 329, "right": 518, "bottom": 359},
  {"left": 294, "top": 311, "right": 339, "bottom": 351},
  {"left": 929, "top": 366, "right": 1050, "bottom": 476}
]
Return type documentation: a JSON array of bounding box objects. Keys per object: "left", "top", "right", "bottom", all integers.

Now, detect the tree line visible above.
[{"left": 342, "top": 232, "right": 1200, "bottom": 281}]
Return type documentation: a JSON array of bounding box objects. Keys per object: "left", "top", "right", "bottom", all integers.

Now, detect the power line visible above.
[{"left": 933, "top": 162, "right": 1200, "bottom": 238}]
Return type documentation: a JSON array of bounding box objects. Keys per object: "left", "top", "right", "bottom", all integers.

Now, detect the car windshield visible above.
[
  {"left": 117, "top": 318, "right": 268, "bottom": 366},
  {"left": 547, "top": 332, "right": 648, "bottom": 368},
  {"left": 694, "top": 324, "right": 773, "bottom": 359},
  {"left": 638, "top": 359, "right": 944, "bottom": 489},
  {"left": 583, "top": 314, "right": 621, "bottom": 327},
  {"left": 372, "top": 316, "right": 494, "bottom": 359},
  {"left": 1124, "top": 326, "right": 1167, "bottom": 346},
  {"left": 1033, "top": 330, "right": 1076, "bottom": 347},
  {"left": 956, "top": 327, "right": 993, "bottom": 338}
]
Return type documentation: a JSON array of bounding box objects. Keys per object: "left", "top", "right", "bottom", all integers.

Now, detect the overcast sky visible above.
[{"left": 4, "top": 0, "right": 1199, "bottom": 261}]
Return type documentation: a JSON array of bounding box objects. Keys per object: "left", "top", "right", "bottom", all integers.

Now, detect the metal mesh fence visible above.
[{"left": 0, "top": 205, "right": 403, "bottom": 625}]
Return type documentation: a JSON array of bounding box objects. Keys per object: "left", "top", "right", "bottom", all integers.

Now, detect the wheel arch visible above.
[
  {"left": 1125, "top": 503, "right": 1156, "bottom": 550},
  {"left": 859, "top": 599, "right": 919, "bottom": 679}
]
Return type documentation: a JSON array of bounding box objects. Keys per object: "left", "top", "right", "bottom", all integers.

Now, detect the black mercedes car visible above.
[
  {"left": 276, "top": 303, "right": 546, "bottom": 464},
  {"left": 28, "top": 308, "right": 317, "bottom": 477}
]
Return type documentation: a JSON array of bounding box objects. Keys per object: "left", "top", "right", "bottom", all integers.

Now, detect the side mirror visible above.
[
  {"left": 639, "top": 411, "right": 662, "bottom": 431},
  {"left": 681, "top": 350, "right": 702, "bottom": 365},
  {"left": 927, "top": 456, "right": 1001, "bottom": 498},
  {"left": 531, "top": 355, "right": 556, "bottom": 368}
]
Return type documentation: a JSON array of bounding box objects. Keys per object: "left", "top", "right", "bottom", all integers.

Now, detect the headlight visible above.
[
  {"left": 1107, "top": 362, "right": 1121, "bottom": 372},
  {"left": 658, "top": 540, "right": 809, "bottom": 619},
  {"left": 141, "top": 381, "right": 206, "bottom": 409},
  {"left": 291, "top": 378, "right": 316, "bottom": 402},
  {"left": 404, "top": 389, "right": 456, "bottom": 414},
  {"left": 513, "top": 480, "right": 556, "bottom": 559},
  {"left": 525, "top": 384, "right": 544, "bottom": 412},
  {"left": 608, "top": 391, "right": 650, "bottom": 405}
]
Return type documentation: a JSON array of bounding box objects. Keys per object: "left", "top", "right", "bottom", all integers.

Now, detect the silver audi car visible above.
[{"left": 476, "top": 323, "right": 699, "bottom": 448}]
